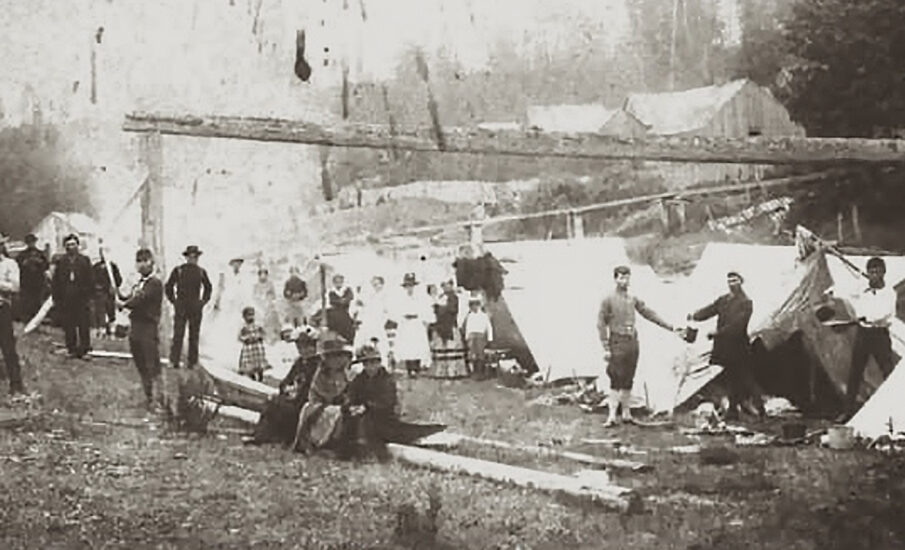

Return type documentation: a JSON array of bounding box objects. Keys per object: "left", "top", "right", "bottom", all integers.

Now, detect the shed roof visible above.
[{"left": 624, "top": 79, "right": 750, "bottom": 135}]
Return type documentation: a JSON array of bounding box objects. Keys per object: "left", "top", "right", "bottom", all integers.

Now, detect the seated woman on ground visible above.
[
  {"left": 251, "top": 324, "right": 321, "bottom": 446},
  {"left": 338, "top": 343, "right": 401, "bottom": 460},
  {"left": 291, "top": 331, "right": 354, "bottom": 455}
]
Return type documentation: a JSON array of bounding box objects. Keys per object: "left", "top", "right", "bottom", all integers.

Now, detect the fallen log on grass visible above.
[
  {"left": 212, "top": 406, "right": 640, "bottom": 512},
  {"left": 454, "top": 434, "right": 651, "bottom": 472},
  {"left": 386, "top": 443, "right": 641, "bottom": 513}
]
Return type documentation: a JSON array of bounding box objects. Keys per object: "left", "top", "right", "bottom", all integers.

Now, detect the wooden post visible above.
[
  {"left": 836, "top": 211, "right": 844, "bottom": 243},
  {"left": 851, "top": 203, "right": 862, "bottom": 243},
  {"left": 138, "top": 132, "right": 169, "bottom": 361},
  {"left": 573, "top": 211, "right": 585, "bottom": 239}
]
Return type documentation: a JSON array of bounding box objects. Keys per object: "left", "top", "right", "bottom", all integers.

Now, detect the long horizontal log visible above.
[
  {"left": 379, "top": 170, "right": 837, "bottom": 239},
  {"left": 454, "top": 434, "right": 651, "bottom": 472},
  {"left": 123, "top": 113, "right": 905, "bottom": 165},
  {"left": 386, "top": 443, "right": 641, "bottom": 513}
]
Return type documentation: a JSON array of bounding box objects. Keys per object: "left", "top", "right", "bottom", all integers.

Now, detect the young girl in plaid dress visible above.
[{"left": 238, "top": 306, "right": 270, "bottom": 381}]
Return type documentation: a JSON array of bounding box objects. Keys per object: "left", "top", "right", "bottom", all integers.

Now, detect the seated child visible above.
[{"left": 238, "top": 306, "right": 270, "bottom": 381}]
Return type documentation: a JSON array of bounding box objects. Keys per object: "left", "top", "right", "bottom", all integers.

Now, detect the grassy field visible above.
[{"left": 1, "top": 328, "right": 904, "bottom": 549}]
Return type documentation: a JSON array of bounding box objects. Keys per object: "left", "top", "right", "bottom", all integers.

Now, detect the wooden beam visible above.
[
  {"left": 379, "top": 170, "right": 838, "bottom": 239},
  {"left": 210, "top": 406, "right": 640, "bottom": 512},
  {"left": 455, "top": 434, "right": 651, "bottom": 472},
  {"left": 123, "top": 113, "right": 905, "bottom": 165},
  {"left": 386, "top": 443, "right": 641, "bottom": 513}
]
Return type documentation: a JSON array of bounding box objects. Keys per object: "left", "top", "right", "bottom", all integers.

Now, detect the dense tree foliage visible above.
[{"left": 0, "top": 124, "right": 93, "bottom": 238}]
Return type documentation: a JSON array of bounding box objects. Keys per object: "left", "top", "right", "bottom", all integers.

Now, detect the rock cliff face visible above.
[{"left": 1, "top": 0, "right": 350, "bottom": 271}]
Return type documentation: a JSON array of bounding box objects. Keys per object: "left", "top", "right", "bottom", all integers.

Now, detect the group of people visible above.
[
  {"left": 252, "top": 326, "right": 443, "bottom": 459},
  {"left": 320, "top": 271, "right": 496, "bottom": 382},
  {"left": 597, "top": 256, "right": 898, "bottom": 427}
]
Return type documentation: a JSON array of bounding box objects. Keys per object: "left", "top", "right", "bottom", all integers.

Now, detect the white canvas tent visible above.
[{"left": 847, "top": 320, "right": 905, "bottom": 439}]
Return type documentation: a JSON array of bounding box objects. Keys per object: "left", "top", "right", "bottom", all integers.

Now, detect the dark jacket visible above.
[
  {"left": 165, "top": 263, "right": 212, "bottom": 310},
  {"left": 346, "top": 367, "right": 398, "bottom": 420},
  {"left": 124, "top": 276, "right": 163, "bottom": 325},
  {"left": 435, "top": 290, "right": 459, "bottom": 342},
  {"left": 692, "top": 291, "right": 753, "bottom": 367},
  {"left": 17, "top": 246, "right": 49, "bottom": 291},
  {"left": 92, "top": 260, "right": 123, "bottom": 293},
  {"left": 51, "top": 253, "right": 94, "bottom": 305}
]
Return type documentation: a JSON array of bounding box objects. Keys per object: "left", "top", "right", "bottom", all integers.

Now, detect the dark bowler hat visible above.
[
  {"left": 402, "top": 272, "right": 419, "bottom": 287},
  {"left": 183, "top": 245, "right": 203, "bottom": 257},
  {"left": 316, "top": 330, "right": 353, "bottom": 357}
]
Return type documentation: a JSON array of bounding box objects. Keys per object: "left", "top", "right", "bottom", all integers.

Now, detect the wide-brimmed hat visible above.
[
  {"left": 316, "top": 330, "right": 353, "bottom": 357},
  {"left": 183, "top": 245, "right": 203, "bottom": 257},
  {"left": 402, "top": 272, "right": 419, "bottom": 287},
  {"left": 352, "top": 344, "right": 382, "bottom": 364}
]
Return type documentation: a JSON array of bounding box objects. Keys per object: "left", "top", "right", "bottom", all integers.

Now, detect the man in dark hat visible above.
[
  {"left": 16, "top": 233, "right": 49, "bottom": 322},
  {"left": 164, "top": 245, "right": 212, "bottom": 369},
  {"left": 0, "top": 233, "right": 27, "bottom": 397},
  {"left": 118, "top": 248, "right": 164, "bottom": 412},
  {"left": 51, "top": 234, "right": 94, "bottom": 359},
  {"left": 688, "top": 271, "right": 764, "bottom": 421}
]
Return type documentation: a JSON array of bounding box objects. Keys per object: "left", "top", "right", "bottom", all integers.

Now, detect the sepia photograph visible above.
[{"left": 1, "top": 0, "right": 904, "bottom": 548}]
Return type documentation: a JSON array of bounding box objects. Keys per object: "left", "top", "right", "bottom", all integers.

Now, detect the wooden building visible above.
[
  {"left": 623, "top": 79, "right": 805, "bottom": 187},
  {"left": 525, "top": 104, "right": 648, "bottom": 137}
]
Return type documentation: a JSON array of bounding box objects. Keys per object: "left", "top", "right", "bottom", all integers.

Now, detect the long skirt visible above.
[
  {"left": 428, "top": 330, "right": 468, "bottom": 378},
  {"left": 294, "top": 402, "right": 345, "bottom": 451}
]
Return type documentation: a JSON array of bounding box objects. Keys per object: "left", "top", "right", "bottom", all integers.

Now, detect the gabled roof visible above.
[
  {"left": 43, "top": 212, "right": 99, "bottom": 234},
  {"left": 526, "top": 104, "right": 620, "bottom": 133},
  {"left": 624, "top": 79, "right": 750, "bottom": 135}
]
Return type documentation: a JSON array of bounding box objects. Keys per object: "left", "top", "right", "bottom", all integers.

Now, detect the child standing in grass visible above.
[
  {"left": 238, "top": 306, "right": 270, "bottom": 381},
  {"left": 462, "top": 295, "right": 493, "bottom": 380}
]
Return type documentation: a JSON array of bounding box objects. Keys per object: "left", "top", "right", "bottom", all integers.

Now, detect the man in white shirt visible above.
[
  {"left": 839, "top": 257, "right": 898, "bottom": 420},
  {"left": 0, "top": 234, "right": 26, "bottom": 397}
]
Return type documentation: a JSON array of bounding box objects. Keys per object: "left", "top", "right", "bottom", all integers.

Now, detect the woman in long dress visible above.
[
  {"left": 353, "top": 275, "right": 390, "bottom": 350},
  {"left": 252, "top": 265, "right": 282, "bottom": 344},
  {"left": 292, "top": 332, "right": 353, "bottom": 454},
  {"left": 207, "top": 258, "right": 252, "bottom": 365},
  {"left": 428, "top": 280, "right": 469, "bottom": 378},
  {"left": 390, "top": 272, "right": 433, "bottom": 377}
]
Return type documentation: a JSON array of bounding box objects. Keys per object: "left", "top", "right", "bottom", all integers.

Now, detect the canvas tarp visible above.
[
  {"left": 847, "top": 321, "right": 905, "bottom": 438},
  {"left": 486, "top": 238, "right": 703, "bottom": 413},
  {"left": 747, "top": 248, "right": 905, "bottom": 415}
]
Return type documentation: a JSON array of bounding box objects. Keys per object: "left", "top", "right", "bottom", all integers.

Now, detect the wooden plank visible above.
[
  {"left": 455, "top": 434, "right": 651, "bottom": 472},
  {"left": 123, "top": 113, "right": 905, "bottom": 165},
  {"left": 386, "top": 443, "right": 640, "bottom": 513},
  {"left": 209, "top": 405, "right": 638, "bottom": 511}
]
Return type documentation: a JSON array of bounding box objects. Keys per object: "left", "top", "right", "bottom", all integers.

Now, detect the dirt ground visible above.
[{"left": 1, "top": 328, "right": 904, "bottom": 550}]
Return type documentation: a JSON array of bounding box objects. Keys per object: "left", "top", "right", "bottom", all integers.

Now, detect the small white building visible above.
[{"left": 32, "top": 211, "right": 99, "bottom": 256}]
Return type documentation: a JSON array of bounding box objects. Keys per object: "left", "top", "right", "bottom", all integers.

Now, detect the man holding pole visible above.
[
  {"left": 597, "top": 265, "right": 683, "bottom": 427},
  {"left": 118, "top": 248, "right": 165, "bottom": 412}
]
